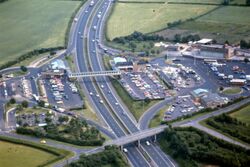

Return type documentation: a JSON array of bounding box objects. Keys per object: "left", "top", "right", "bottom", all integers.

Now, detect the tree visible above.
[
  {"left": 223, "top": 0, "right": 229, "bottom": 5},
  {"left": 240, "top": 40, "right": 250, "bottom": 49},
  {"left": 247, "top": 0, "right": 250, "bottom": 6},
  {"left": 58, "top": 116, "right": 69, "bottom": 124},
  {"left": 224, "top": 40, "right": 230, "bottom": 45},
  {"left": 21, "top": 100, "right": 28, "bottom": 108},
  {"left": 174, "top": 34, "right": 181, "bottom": 43},
  {"left": 38, "top": 100, "right": 45, "bottom": 107},
  {"left": 219, "top": 86, "right": 224, "bottom": 91},
  {"left": 20, "top": 66, "right": 27, "bottom": 72},
  {"left": 244, "top": 58, "right": 250, "bottom": 63},
  {"left": 9, "top": 98, "right": 16, "bottom": 104},
  {"left": 16, "top": 104, "right": 23, "bottom": 112}
]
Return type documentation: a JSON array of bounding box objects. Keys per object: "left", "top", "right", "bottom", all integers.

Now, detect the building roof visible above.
[
  {"left": 193, "top": 88, "right": 209, "bottom": 95},
  {"left": 137, "top": 59, "right": 148, "bottom": 65},
  {"left": 201, "top": 93, "right": 225, "bottom": 105},
  {"left": 197, "top": 38, "right": 213, "bottom": 44},
  {"left": 51, "top": 59, "right": 66, "bottom": 70},
  {"left": 115, "top": 61, "right": 133, "bottom": 67},
  {"left": 114, "top": 57, "right": 127, "bottom": 64}
]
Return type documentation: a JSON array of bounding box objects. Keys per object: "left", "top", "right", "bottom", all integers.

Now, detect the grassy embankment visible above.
[
  {"left": 0, "top": 0, "right": 81, "bottom": 66},
  {"left": 149, "top": 105, "right": 169, "bottom": 128}
]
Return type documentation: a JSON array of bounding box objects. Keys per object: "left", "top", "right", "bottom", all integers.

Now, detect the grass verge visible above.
[
  {"left": 149, "top": 105, "right": 170, "bottom": 128},
  {"left": 110, "top": 78, "right": 159, "bottom": 120}
]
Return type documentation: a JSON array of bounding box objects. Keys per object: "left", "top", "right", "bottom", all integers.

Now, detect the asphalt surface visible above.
[
  {"left": 84, "top": 1, "right": 178, "bottom": 166},
  {"left": 72, "top": 1, "right": 151, "bottom": 166}
]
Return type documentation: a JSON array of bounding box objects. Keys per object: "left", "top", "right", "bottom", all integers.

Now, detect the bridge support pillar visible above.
[
  {"left": 138, "top": 140, "right": 141, "bottom": 147},
  {"left": 120, "top": 145, "right": 123, "bottom": 151},
  {"left": 153, "top": 135, "right": 157, "bottom": 142}
]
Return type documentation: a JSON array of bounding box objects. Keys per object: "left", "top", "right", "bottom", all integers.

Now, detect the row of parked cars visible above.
[{"left": 49, "top": 77, "right": 67, "bottom": 104}]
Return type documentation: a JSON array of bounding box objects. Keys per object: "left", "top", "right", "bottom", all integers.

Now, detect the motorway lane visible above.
[
  {"left": 74, "top": 1, "right": 150, "bottom": 166},
  {"left": 0, "top": 102, "right": 5, "bottom": 130},
  {"left": 87, "top": 1, "right": 177, "bottom": 166}
]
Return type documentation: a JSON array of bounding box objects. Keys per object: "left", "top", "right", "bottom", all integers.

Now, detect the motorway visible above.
[
  {"left": 0, "top": 0, "right": 249, "bottom": 167},
  {"left": 71, "top": 0, "right": 177, "bottom": 166}
]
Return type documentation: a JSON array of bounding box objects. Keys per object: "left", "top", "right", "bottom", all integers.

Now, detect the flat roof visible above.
[
  {"left": 197, "top": 38, "right": 213, "bottom": 44},
  {"left": 114, "top": 57, "right": 127, "bottom": 64}
]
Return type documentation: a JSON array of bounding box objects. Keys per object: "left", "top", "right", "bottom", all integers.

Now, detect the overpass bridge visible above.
[
  {"left": 68, "top": 70, "right": 122, "bottom": 78},
  {"left": 105, "top": 125, "right": 167, "bottom": 147}
]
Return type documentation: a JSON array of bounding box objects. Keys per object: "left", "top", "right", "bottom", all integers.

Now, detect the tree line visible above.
[
  {"left": 240, "top": 40, "right": 250, "bottom": 49},
  {"left": 160, "top": 127, "right": 250, "bottom": 167},
  {"left": 16, "top": 116, "right": 104, "bottom": 146},
  {"left": 206, "top": 113, "right": 250, "bottom": 144},
  {"left": 68, "top": 146, "right": 128, "bottom": 167},
  {"left": 0, "top": 47, "right": 64, "bottom": 70},
  {"left": 113, "top": 31, "right": 164, "bottom": 44}
]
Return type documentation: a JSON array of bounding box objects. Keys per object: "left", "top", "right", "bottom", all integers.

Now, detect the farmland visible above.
[
  {"left": 107, "top": 1, "right": 250, "bottom": 43},
  {"left": 0, "top": 0, "right": 81, "bottom": 66},
  {"left": 106, "top": 2, "right": 216, "bottom": 40},
  {"left": 0, "top": 140, "right": 57, "bottom": 167}
]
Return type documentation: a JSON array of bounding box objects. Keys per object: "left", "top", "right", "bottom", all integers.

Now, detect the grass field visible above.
[
  {"left": 106, "top": 3, "right": 216, "bottom": 40},
  {"left": 222, "top": 87, "right": 242, "bottom": 95},
  {"left": 0, "top": 140, "right": 57, "bottom": 167},
  {"left": 107, "top": 1, "right": 250, "bottom": 43},
  {"left": 230, "top": 104, "right": 250, "bottom": 124},
  {"left": 0, "top": 0, "right": 80, "bottom": 66}
]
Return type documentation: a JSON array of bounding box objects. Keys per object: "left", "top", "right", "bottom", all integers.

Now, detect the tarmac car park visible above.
[
  {"left": 164, "top": 96, "right": 198, "bottom": 121},
  {"left": 120, "top": 72, "right": 167, "bottom": 100},
  {"left": 43, "top": 76, "right": 83, "bottom": 109}
]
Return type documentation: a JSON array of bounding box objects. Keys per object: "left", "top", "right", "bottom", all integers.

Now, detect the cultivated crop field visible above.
[
  {"left": 0, "top": 0, "right": 80, "bottom": 66},
  {"left": 0, "top": 140, "right": 57, "bottom": 167},
  {"left": 107, "top": 2, "right": 216, "bottom": 40},
  {"left": 107, "top": 0, "right": 250, "bottom": 43}
]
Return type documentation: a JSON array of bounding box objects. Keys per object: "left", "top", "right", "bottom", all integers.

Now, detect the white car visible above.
[
  {"left": 96, "top": 94, "right": 100, "bottom": 97},
  {"left": 146, "top": 141, "right": 150, "bottom": 146},
  {"left": 123, "top": 148, "right": 128, "bottom": 153},
  {"left": 90, "top": 92, "right": 93, "bottom": 95},
  {"left": 100, "top": 100, "right": 103, "bottom": 104},
  {"left": 101, "top": 85, "right": 104, "bottom": 88},
  {"left": 115, "top": 102, "right": 119, "bottom": 106}
]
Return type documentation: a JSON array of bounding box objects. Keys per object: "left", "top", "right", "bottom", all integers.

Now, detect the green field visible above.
[
  {"left": 222, "top": 87, "right": 242, "bottom": 95},
  {"left": 0, "top": 0, "right": 80, "bottom": 66},
  {"left": 107, "top": 1, "right": 250, "bottom": 43},
  {"left": 230, "top": 104, "right": 250, "bottom": 124},
  {"left": 106, "top": 3, "right": 216, "bottom": 40},
  {"left": 0, "top": 140, "right": 57, "bottom": 167}
]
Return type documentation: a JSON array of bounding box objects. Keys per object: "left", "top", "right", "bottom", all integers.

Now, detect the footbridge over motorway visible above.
[
  {"left": 68, "top": 70, "right": 122, "bottom": 78},
  {"left": 105, "top": 125, "right": 167, "bottom": 147}
]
